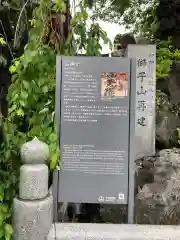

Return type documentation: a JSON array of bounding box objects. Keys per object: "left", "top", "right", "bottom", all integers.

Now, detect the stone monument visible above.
[
  {"left": 125, "top": 44, "right": 156, "bottom": 159},
  {"left": 12, "top": 137, "right": 53, "bottom": 240}
]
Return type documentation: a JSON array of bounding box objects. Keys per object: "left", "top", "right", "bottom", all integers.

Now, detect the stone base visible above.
[
  {"left": 12, "top": 195, "right": 53, "bottom": 240},
  {"left": 54, "top": 223, "right": 180, "bottom": 240},
  {"left": 47, "top": 224, "right": 55, "bottom": 240}
]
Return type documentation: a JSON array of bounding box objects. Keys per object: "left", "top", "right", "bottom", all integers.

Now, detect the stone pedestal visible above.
[
  {"left": 47, "top": 225, "right": 55, "bottom": 240},
  {"left": 12, "top": 137, "right": 53, "bottom": 240},
  {"left": 13, "top": 196, "right": 53, "bottom": 240}
]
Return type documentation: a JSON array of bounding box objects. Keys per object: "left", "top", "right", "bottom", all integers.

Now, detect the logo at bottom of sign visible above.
[
  {"left": 118, "top": 193, "right": 125, "bottom": 200},
  {"left": 98, "top": 196, "right": 116, "bottom": 202},
  {"left": 98, "top": 193, "right": 125, "bottom": 203}
]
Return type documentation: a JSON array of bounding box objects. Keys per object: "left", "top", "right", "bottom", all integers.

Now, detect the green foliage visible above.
[
  {"left": 0, "top": 35, "right": 7, "bottom": 67},
  {"left": 91, "top": 0, "right": 159, "bottom": 38},
  {"left": 72, "top": 1, "right": 112, "bottom": 55},
  {"left": 120, "top": 0, "right": 158, "bottom": 36},
  {"left": 0, "top": 35, "right": 6, "bottom": 46},
  {"left": 0, "top": 0, "right": 111, "bottom": 239},
  {"left": 156, "top": 39, "right": 180, "bottom": 79},
  {"left": 177, "top": 128, "right": 180, "bottom": 145},
  {"left": 91, "top": 0, "right": 131, "bottom": 22},
  {"left": 156, "top": 89, "right": 161, "bottom": 110},
  {"left": 0, "top": 204, "right": 13, "bottom": 240}
]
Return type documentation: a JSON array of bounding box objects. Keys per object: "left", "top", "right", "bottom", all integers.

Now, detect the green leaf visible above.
[
  {"left": 0, "top": 228, "right": 4, "bottom": 238},
  {"left": 45, "top": 100, "right": 52, "bottom": 106},
  {"left": 23, "top": 81, "right": 29, "bottom": 89},
  {"left": 0, "top": 186, "right": 4, "bottom": 201},
  {"left": 20, "top": 100, "right": 26, "bottom": 107},
  {"left": 8, "top": 104, "right": 17, "bottom": 114},
  {"left": 51, "top": 111, "right": 55, "bottom": 122},
  {"left": 53, "top": 0, "right": 66, "bottom": 11},
  {"left": 0, "top": 204, "right": 8, "bottom": 214},
  {"left": 0, "top": 214, "right": 4, "bottom": 226},
  {"left": 16, "top": 109, "right": 24, "bottom": 116},
  {"left": 21, "top": 91, "right": 28, "bottom": 99},
  {"left": 44, "top": 127, "right": 52, "bottom": 137},
  {"left": 9, "top": 60, "right": 20, "bottom": 73},
  {"left": 49, "top": 133, "right": 57, "bottom": 142},
  {"left": 5, "top": 150, "right": 11, "bottom": 160},
  {"left": 42, "top": 86, "right": 48, "bottom": 93},
  {"left": 50, "top": 151, "right": 59, "bottom": 169},
  {"left": 4, "top": 224, "right": 13, "bottom": 235},
  {"left": 0, "top": 37, "right": 6, "bottom": 45},
  {"left": 5, "top": 234, "right": 11, "bottom": 240},
  {"left": 12, "top": 93, "right": 19, "bottom": 102},
  {"left": 39, "top": 108, "right": 49, "bottom": 114}
]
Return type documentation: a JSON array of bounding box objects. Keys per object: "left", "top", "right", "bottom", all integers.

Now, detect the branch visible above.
[{"left": 13, "top": 0, "right": 29, "bottom": 49}]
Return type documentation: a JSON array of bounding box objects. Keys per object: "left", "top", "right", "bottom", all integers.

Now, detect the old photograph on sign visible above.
[{"left": 101, "top": 72, "right": 128, "bottom": 99}]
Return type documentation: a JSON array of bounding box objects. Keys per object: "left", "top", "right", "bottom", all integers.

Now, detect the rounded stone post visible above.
[{"left": 12, "top": 137, "right": 53, "bottom": 240}]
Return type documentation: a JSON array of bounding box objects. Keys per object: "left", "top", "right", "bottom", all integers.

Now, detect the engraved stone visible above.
[
  {"left": 12, "top": 195, "right": 53, "bottom": 240},
  {"left": 19, "top": 164, "right": 48, "bottom": 200},
  {"left": 20, "top": 137, "right": 49, "bottom": 164},
  {"left": 125, "top": 45, "right": 156, "bottom": 159}
]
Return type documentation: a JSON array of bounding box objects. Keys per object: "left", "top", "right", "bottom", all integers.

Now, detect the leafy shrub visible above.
[{"left": 156, "top": 38, "right": 180, "bottom": 79}]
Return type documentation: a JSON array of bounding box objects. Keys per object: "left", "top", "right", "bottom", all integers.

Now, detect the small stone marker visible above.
[{"left": 13, "top": 137, "right": 53, "bottom": 240}]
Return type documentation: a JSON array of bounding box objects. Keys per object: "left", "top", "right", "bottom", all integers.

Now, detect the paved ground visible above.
[{"left": 47, "top": 223, "right": 180, "bottom": 240}]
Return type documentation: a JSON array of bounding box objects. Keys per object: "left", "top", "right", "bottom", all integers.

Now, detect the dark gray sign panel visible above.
[{"left": 57, "top": 56, "right": 132, "bottom": 204}]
